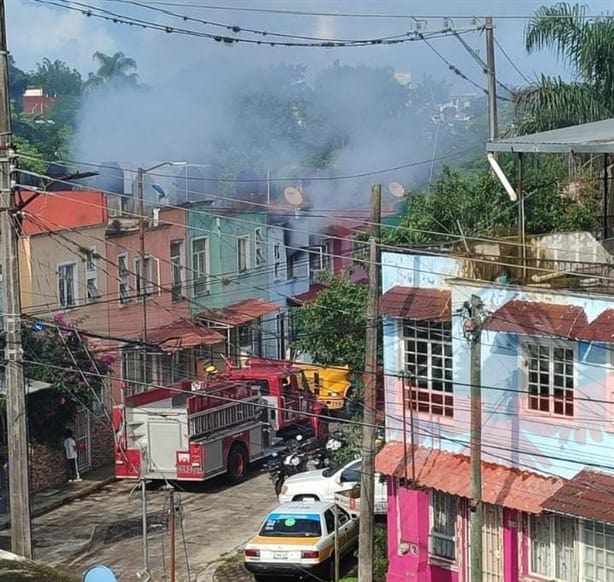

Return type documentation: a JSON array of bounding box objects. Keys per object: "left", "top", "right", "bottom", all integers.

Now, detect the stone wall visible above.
[{"left": 27, "top": 412, "right": 114, "bottom": 493}]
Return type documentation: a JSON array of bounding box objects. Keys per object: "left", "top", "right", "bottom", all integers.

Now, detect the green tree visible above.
[
  {"left": 29, "top": 58, "right": 82, "bottom": 97},
  {"left": 8, "top": 55, "right": 28, "bottom": 111},
  {"left": 1, "top": 314, "right": 114, "bottom": 444},
  {"left": 515, "top": 2, "right": 614, "bottom": 131},
  {"left": 291, "top": 274, "right": 368, "bottom": 371},
  {"left": 84, "top": 50, "right": 139, "bottom": 91},
  {"left": 386, "top": 158, "right": 599, "bottom": 246}
]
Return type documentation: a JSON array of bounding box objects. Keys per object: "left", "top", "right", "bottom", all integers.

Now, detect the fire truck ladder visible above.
[{"left": 188, "top": 394, "right": 262, "bottom": 438}]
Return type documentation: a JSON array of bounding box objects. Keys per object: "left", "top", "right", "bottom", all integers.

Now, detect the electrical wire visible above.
[{"left": 494, "top": 37, "right": 532, "bottom": 85}]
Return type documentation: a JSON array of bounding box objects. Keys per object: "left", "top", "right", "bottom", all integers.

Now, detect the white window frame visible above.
[
  {"left": 581, "top": 519, "right": 614, "bottom": 582},
  {"left": 192, "top": 237, "right": 210, "bottom": 297},
  {"left": 135, "top": 256, "right": 158, "bottom": 301},
  {"left": 273, "top": 241, "right": 282, "bottom": 280},
  {"left": 523, "top": 341, "right": 576, "bottom": 417},
  {"left": 308, "top": 241, "right": 332, "bottom": 276},
  {"left": 118, "top": 253, "right": 131, "bottom": 305},
  {"left": 429, "top": 491, "right": 456, "bottom": 562},
  {"left": 57, "top": 261, "right": 77, "bottom": 308},
  {"left": 237, "top": 235, "right": 250, "bottom": 273},
  {"left": 529, "top": 514, "right": 577, "bottom": 581},
  {"left": 255, "top": 227, "right": 266, "bottom": 267},
  {"left": 85, "top": 247, "right": 99, "bottom": 303},
  {"left": 403, "top": 320, "right": 453, "bottom": 417},
  {"left": 170, "top": 240, "right": 185, "bottom": 302}
]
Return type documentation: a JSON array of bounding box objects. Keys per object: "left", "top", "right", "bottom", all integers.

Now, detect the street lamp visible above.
[{"left": 136, "top": 161, "right": 185, "bottom": 582}]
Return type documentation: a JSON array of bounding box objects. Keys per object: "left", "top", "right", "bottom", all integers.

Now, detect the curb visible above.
[{"left": 0, "top": 476, "right": 117, "bottom": 531}]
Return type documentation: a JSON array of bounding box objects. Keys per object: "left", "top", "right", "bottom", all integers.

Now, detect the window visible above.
[
  {"left": 308, "top": 242, "right": 331, "bottom": 276},
  {"left": 404, "top": 321, "right": 453, "bottom": 417},
  {"left": 121, "top": 348, "right": 153, "bottom": 393},
  {"left": 192, "top": 237, "right": 209, "bottom": 296},
  {"left": 118, "top": 254, "right": 131, "bottom": 305},
  {"left": 273, "top": 242, "right": 282, "bottom": 280},
  {"left": 85, "top": 248, "right": 99, "bottom": 303},
  {"left": 530, "top": 514, "right": 577, "bottom": 581},
  {"left": 583, "top": 520, "right": 614, "bottom": 582},
  {"left": 162, "top": 350, "right": 191, "bottom": 385},
  {"left": 525, "top": 343, "right": 574, "bottom": 416},
  {"left": 170, "top": 241, "right": 184, "bottom": 302},
  {"left": 58, "top": 262, "right": 77, "bottom": 308},
  {"left": 255, "top": 228, "right": 266, "bottom": 266},
  {"left": 237, "top": 235, "right": 250, "bottom": 272},
  {"left": 135, "top": 256, "right": 157, "bottom": 300},
  {"left": 430, "top": 491, "right": 456, "bottom": 561},
  {"left": 287, "top": 254, "right": 296, "bottom": 279}
]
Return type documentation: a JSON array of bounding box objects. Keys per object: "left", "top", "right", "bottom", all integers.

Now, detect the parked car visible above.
[
  {"left": 278, "top": 458, "right": 387, "bottom": 514},
  {"left": 243, "top": 500, "right": 358, "bottom": 581}
]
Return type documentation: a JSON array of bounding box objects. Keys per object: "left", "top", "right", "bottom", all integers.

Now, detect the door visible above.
[
  {"left": 482, "top": 504, "right": 504, "bottom": 582},
  {"left": 74, "top": 407, "right": 91, "bottom": 472}
]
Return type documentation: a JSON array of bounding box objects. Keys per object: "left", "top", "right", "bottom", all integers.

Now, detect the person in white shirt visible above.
[{"left": 63, "top": 429, "right": 81, "bottom": 483}]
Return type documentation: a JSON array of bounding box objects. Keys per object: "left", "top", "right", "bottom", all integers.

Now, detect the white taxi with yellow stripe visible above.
[{"left": 243, "top": 500, "right": 358, "bottom": 581}]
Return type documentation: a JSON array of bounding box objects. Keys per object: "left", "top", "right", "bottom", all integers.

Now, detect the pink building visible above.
[{"left": 105, "top": 207, "right": 223, "bottom": 401}]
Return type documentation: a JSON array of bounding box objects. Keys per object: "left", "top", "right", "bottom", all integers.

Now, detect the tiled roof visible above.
[
  {"left": 581, "top": 310, "right": 614, "bottom": 342},
  {"left": 542, "top": 469, "right": 614, "bottom": 523},
  {"left": 380, "top": 286, "right": 451, "bottom": 321},
  {"left": 375, "top": 441, "right": 564, "bottom": 514},
  {"left": 289, "top": 283, "right": 327, "bottom": 306},
  {"left": 145, "top": 321, "right": 225, "bottom": 351},
  {"left": 198, "top": 298, "right": 281, "bottom": 326},
  {"left": 483, "top": 300, "right": 588, "bottom": 339},
  {"left": 21, "top": 191, "right": 108, "bottom": 235}
]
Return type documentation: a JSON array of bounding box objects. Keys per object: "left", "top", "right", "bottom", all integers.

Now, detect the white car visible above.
[{"left": 278, "top": 458, "right": 387, "bottom": 514}]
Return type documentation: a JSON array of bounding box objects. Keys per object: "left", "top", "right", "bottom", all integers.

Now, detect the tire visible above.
[
  {"left": 227, "top": 444, "right": 248, "bottom": 484},
  {"left": 253, "top": 575, "right": 269, "bottom": 582},
  {"left": 326, "top": 555, "right": 336, "bottom": 582}
]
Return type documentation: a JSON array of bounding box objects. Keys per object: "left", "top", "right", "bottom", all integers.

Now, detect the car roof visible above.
[{"left": 269, "top": 500, "right": 333, "bottom": 515}]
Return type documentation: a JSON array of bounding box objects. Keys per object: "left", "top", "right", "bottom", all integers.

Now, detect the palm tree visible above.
[
  {"left": 514, "top": 2, "right": 614, "bottom": 132},
  {"left": 84, "top": 51, "right": 139, "bottom": 91},
  {"left": 31, "top": 58, "right": 82, "bottom": 97}
]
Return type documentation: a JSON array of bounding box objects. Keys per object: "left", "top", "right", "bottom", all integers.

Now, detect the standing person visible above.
[{"left": 63, "top": 429, "right": 81, "bottom": 483}]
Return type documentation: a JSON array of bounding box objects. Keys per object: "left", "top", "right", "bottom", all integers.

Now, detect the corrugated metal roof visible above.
[
  {"left": 581, "top": 309, "right": 614, "bottom": 342},
  {"left": 542, "top": 469, "right": 614, "bottom": 523},
  {"left": 289, "top": 283, "right": 327, "bottom": 306},
  {"left": 483, "top": 300, "right": 588, "bottom": 338},
  {"left": 486, "top": 118, "right": 614, "bottom": 154},
  {"left": 376, "top": 441, "right": 563, "bottom": 514},
  {"left": 145, "top": 321, "right": 225, "bottom": 351},
  {"left": 380, "top": 286, "right": 451, "bottom": 320},
  {"left": 198, "top": 298, "right": 281, "bottom": 326}
]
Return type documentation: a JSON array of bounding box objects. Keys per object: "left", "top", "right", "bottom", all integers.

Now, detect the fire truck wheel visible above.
[{"left": 227, "top": 444, "right": 248, "bottom": 484}]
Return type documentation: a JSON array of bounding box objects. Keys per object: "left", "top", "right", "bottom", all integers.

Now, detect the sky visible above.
[
  {"left": 8, "top": 0, "right": 614, "bottom": 85},
  {"left": 7, "top": 0, "right": 614, "bottom": 198}
]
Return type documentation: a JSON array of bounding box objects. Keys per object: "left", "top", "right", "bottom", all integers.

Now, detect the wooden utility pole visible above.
[
  {"left": 0, "top": 0, "right": 32, "bottom": 558},
  {"left": 468, "top": 294, "right": 484, "bottom": 582},
  {"left": 485, "top": 17, "right": 498, "bottom": 140},
  {"left": 358, "top": 184, "right": 381, "bottom": 582},
  {"left": 333, "top": 504, "right": 340, "bottom": 582},
  {"left": 137, "top": 167, "right": 148, "bottom": 388}
]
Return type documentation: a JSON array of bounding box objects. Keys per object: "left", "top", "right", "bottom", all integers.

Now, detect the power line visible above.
[{"left": 494, "top": 37, "right": 532, "bottom": 85}]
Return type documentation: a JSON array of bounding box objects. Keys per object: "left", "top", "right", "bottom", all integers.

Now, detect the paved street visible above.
[{"left": 31, "top": 471, "right": 278, "bottom": 581}]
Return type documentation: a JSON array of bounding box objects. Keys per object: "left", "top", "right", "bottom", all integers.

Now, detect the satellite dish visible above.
[
  {"left": 83, "top": 565, "right": 118, "bottom": 582},
  {"left": 388, "top": 182, "right": 406, "bottom": 198},
  {"left": 283, "top": 186, "right": 304, "bottom": 207}
]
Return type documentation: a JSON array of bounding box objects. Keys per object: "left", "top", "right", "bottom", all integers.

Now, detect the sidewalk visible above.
[{"left": 0, "top": 464, "right": 116, "bottom": 530}]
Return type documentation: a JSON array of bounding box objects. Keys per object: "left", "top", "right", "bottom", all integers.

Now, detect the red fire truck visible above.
[{"left": 113, "top": 360, "right": 328, "bottom": 483}]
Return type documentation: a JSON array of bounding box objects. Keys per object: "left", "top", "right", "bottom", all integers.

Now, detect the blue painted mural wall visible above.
[{"left": 382, "top": 251, "right": 614, "bottom": 481}]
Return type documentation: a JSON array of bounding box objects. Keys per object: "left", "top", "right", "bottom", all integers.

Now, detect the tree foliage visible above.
[
  {"left": 515, "top": 2, "right": 614, "bottom": 131},
  {"left": 84, "top": 51, "right": 139, "bottom": 91},
  {"left": 29, "top": 58, "right": 82, "bottom": 97},
  {"left": 386, "top": 158, "right": 600, "bottom": 246},
  {"left": 1, "top": 314, "right": 114, "bottom": 445},
  {"left": 291, "top": 274, "right": 368, "bottom": 371}
]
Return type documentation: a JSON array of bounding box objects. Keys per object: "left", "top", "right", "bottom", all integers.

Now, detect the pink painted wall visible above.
[
  {"left": 385, "top": 479, "right": 459, "bottom": 582},
  {"left": 106, "top": 207, "right": 190, "bottom": 400},
  {"left": 385, "top": 478, "right": 525, "bottom": 582}
]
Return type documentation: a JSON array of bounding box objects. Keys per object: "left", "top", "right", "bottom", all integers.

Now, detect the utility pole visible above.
[
  {"left": 465, "top": 294, "right": 485, "bottom": 582},
  {"left": 485, "top": 17, "right": 498, "bottom": 140},
  {"left": 333, "top": 504, "right": 340, "bottom": 582},
  {"left": 137, "top": 168, "right": 148, "bottom": 383},
  {"left": 169, "top": 488, "right": 176, "bottom": 582},
  {"left": 358, "top": 184, "right": 381, "bottom": 582},
  {"left": 138, "top": 479, "right": 150, "bottom": 581},
  {"left": 0, "top": 1, "right": 32, "bottom": 558}
]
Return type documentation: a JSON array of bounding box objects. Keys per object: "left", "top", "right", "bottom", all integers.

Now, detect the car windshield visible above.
[{"left": 260, "top": 513, "right": 322, "bottom": 537}]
